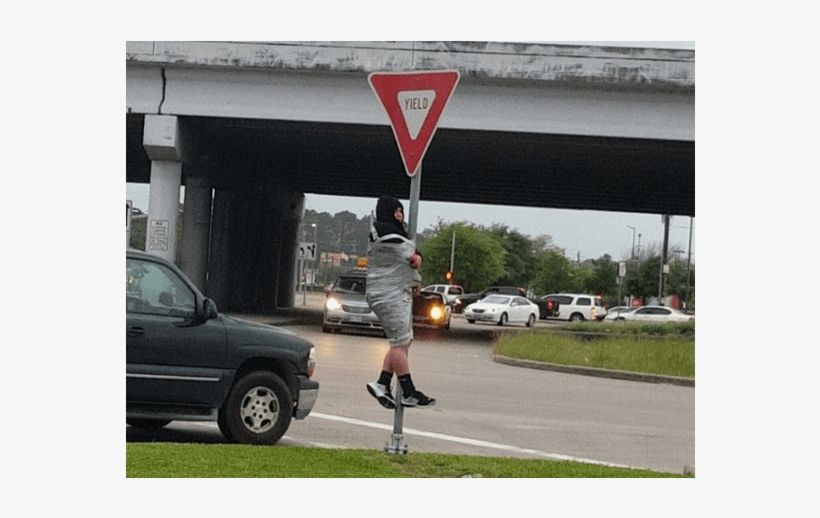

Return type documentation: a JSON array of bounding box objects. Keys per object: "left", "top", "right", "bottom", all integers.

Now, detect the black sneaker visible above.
[
  {"left": 366, "top": 382, "right": 396, "bottom": 409},
  {"left": 401, "top": 390, "right": 436, "bottom": 408}
]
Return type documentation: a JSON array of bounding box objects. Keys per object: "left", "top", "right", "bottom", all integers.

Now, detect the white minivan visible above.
[
  {"left": 421, "top": 284, "right": 464, "bottom": 306},
  {"left": 543, "top": 293, "right": 607, "bottom": 322}
]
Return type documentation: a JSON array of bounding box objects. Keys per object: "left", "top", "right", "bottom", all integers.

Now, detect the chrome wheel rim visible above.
[{"left": 239, "top": 386, "right": 280, "bottom": 434}]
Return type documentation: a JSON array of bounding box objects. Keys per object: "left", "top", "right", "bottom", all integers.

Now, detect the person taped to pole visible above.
[{"left": 365, "top": 195, "right": 436, "bottom": 409}]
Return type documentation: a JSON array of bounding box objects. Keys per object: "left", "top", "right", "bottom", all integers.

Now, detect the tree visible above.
[
  {"left": 664, "top": 257, "right": 695, "bottom": 307},
  {"left": 533, "top": 250, "right": 574, "bottom": 294},
  {"left": 418, "top": 222, "right": 505, "bottom": 292},
  {"left": 486, "top": 225, "right": 538, "bottom": 290},
  {"left": 577, "top": 254, "right": 618, "bottom": 300},
  {"left": 624, "top": 256, "right": 661, "bottom": 303}
]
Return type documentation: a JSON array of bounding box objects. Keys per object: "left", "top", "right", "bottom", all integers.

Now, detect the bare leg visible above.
[{"left": 382, "top": 345, "right": 410, "bottom": 376}]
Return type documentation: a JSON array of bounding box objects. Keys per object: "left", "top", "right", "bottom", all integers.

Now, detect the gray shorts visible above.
[{"left": 367, "top": 288, "right": 413, "bottom": 347}]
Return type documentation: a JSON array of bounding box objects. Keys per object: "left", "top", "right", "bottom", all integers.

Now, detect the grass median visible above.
[
  {"left": 495, "top": 321, "right": 695, "bottom": 379},
  {"left": 126, "top": 443, "right": 688, "bottom": 478}
]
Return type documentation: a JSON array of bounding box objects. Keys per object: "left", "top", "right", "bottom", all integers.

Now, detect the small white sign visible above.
[
  {"left": 299, "top": 242, "right": 317, "bottom": 260},
  {"left": 149, "top": 220, "right": 170, "bottom": 251},
  {"left": 619, "top": 261, "right": 627, "bottom": 277}
]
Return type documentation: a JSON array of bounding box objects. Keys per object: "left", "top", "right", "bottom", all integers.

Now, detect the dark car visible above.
[
  {"left": 530, "top": 295, "right": 561, "bottom": 319},
  {"left": 413, "top": 289, "right": 452, "bottom": 330},
  {"left": 453, "top": 286, "right": 527, "bottom": 314},
  {"left": 126, "top": 249, "right": 319, "bottom": 445}
]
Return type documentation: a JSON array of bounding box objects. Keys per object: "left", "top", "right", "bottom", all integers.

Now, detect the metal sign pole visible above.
[
  {"left": 385, "top": 163, "right": 421, "bottom": 455},
  {"left": 407, "top": 164, "right": 421, "bottom": 240}
]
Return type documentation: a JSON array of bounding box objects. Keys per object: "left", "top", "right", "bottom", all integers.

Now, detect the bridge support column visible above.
[
  {"left": 206, "top": 180, "right": 304, "bottom": 313},
  {"left": 273, "top": 192, "right": 304, "bottom": 309},
  {"left": 178, "top": 175, "right": 212, "bottom": 292},
  {"left": 142, "top": 115, "right": 183, "bottom": 263},
  {"left": 206, "top": 188, "right": 234, "bottom": 310}
]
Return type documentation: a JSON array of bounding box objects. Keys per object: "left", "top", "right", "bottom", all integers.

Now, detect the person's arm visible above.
[{"left": 410, "top": 251, "right": 422, "bottom": 269}]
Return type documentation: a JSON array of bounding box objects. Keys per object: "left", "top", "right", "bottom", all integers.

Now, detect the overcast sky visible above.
[{"left": 126, "top": 40, "right": 696, "bottom": 263}]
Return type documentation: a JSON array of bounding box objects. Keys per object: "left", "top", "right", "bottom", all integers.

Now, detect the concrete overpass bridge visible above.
[{"left": 126, "top": 41, "right": 695, "bottom": 312}]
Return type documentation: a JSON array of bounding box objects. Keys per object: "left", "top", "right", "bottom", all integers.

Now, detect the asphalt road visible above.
[{"left": 127, "top": 304, "right": 695, "bottom": 474}]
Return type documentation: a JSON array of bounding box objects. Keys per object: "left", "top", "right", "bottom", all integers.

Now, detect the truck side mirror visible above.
[{"left": 204, "top": 298, "right": 218, "bottom": 319}]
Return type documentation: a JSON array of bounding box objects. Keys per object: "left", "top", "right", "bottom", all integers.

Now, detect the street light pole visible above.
[{"left": 627, "top": 225, "right": 636, "bottom": 260}]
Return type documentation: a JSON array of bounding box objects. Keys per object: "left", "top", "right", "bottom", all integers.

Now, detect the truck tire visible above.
[
  {"left": 219, "top": 371, "right": 292, "bottom": 445},
  {"left": 570, "top": 313, "right": 585, "bottom": 322}
]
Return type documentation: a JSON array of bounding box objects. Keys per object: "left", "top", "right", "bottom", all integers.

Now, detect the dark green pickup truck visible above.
[{"left": 126, "top": 249, "right": 319, "bottom": 445}]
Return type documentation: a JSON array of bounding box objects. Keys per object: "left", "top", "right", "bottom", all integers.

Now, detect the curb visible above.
[{"left": 492, "top": 354, "right": 695, "bottom": 387}]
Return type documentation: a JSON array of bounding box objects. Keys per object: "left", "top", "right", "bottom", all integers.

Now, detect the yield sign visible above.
[{"left": 368, "top": 70, "right": 460, "bottom": 177}]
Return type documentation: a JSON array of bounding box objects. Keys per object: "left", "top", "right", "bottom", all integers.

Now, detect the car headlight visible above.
[
  {"left": 429, "top": 306, "right": 444, "bottom": 321},
  {"left": 325, "top": 297, "right": 341, "bottom": 311},
  {"left": 487, "top": 308, "right": 497, "bottom": 313}
]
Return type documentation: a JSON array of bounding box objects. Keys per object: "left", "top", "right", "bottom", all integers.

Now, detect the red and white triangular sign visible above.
[{"left": 368, "top": 70, "right": 460, "bottom": 177}]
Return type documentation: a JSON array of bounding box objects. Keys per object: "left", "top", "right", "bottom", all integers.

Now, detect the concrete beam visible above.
[
  {"left": 126, "top": 41, "right": 694, "bottom": 89},
  {"left": 143, "top": 114, "right": 182, "bottom": 161}
]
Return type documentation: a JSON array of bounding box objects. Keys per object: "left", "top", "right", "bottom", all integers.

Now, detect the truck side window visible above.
[{"left": 126, "top": 259, "right": 195, "bottom": 317}]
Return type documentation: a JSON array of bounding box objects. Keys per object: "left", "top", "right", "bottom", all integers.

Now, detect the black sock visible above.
[
  {"left": 378, "top": 370, "right": 393, "bottom": 387},
  {"left": 398, "top": 374, "right": 415, "bottom": 397}
]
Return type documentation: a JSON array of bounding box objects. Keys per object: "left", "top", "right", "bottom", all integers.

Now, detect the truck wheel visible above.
[
  {"left": 322, "top": 324, "right": 332, "bottom": 333},
  {"left": 498, "top": 313, "right": 508, "bottom": 326},
  {"left": 526, "top": 314, "right": 536, "bottom": 327},
  {"left": 467, "top": 319, "right": 475, "bottom": 324},
  {"left": 126, "top": 418, "right": 171, "bottom": 430},
  {"left": 219, "top": 371, "right": 292, "bottom": 445},
  {"left": 570, "top": 313, "right": 585, "bottom": 322},
  {"left": 217, "top": 410, "right": 234, "bottom": 442}
]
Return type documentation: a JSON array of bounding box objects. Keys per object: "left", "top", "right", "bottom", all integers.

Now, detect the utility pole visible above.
[
  {"left": 627, "top": 225, "right": 636, "bottom": 260},
  {"left": 658, "top": 215, "right": 670, "bottom": 305},
  {"left": 685, "top": 216, "right": 693, "bottom": 309},
  {"left": 449, "top": 229, "right": 455, "bottom": 281}
]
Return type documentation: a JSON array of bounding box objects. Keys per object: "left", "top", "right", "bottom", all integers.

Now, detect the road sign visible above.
[
  {"left": 299, "top": 242, "right": 316, "bottom": 260},
  {"left": 619, "top": 261, "right": 627, "bottom": 278},
  {"left": 368, "top": 70, "right": 460, "bottom": 177}
]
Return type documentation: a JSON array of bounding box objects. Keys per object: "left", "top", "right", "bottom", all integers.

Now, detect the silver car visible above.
[{"left": 322, "top": 272, "right": 383, "bottom": 334}]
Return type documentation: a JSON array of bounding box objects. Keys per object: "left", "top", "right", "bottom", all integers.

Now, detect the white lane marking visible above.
[
  {"left": 173, "top": 415, "right": 640, "bottom": 470},
  {"left": 310, "top": 412, "right": 638, "bottom": 469}
]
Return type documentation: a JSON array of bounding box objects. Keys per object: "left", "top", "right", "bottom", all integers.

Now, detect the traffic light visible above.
[{"left": 444, "top": 270, "right": 454, "bottom": 282}]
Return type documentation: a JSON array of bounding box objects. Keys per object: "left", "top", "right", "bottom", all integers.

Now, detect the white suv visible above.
[
  {"left": 421, "top": 284, "right": 464, "bottom": 305},
  {"left": 543, "top": 293, "right": 607, "bottom": 322}
]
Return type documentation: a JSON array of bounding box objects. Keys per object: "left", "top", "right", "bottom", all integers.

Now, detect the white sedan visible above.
[
  {"left": 463, "top": 295, "right": 540, "bottom": 327},
  {"left": 604, "top": 306, "right": 637, "bottom": 321},
  {"left": 619, "top": 305, "right": 694, "bottom": 323}
]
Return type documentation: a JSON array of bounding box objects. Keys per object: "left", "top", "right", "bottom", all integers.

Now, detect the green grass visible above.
[
  {"left": 495, "top": 322, "right": 695, "bottom": 378},
  {"left": 126, "top": 444, "right": 687, "bottom": 478}
]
